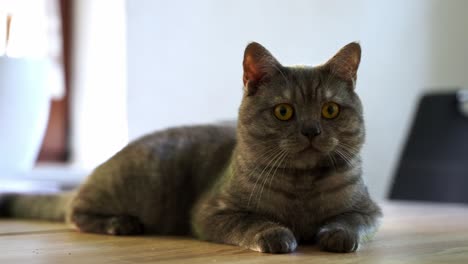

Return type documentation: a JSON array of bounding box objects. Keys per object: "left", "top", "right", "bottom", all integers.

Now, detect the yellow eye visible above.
[
  {"left": 322, "top": 102, "right": 340, "bottom": 119},
  {"left": 274, "top": 104, "right": 294, "bottom": 121}
]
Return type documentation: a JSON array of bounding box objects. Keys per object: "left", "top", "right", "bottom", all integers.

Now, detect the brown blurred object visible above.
[
  {"left": 37, "top": 0, "right": 72, "bottom": 162},
  {"left": 5, "top": 14, "right": 11, "bottom": 47}
]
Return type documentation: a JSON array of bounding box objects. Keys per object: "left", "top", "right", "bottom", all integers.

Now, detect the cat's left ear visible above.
[
  {"left": 243, "top": 42, "right": 281, "bottom": 95},
  {"left": 325, "top": 42, "right": 361, "bottom": 85}
]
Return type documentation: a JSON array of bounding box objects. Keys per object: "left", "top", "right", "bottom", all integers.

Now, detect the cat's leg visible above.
[
  {"left": 67, "top": 183, "right": 146, "bottom": 236},
  {"left": 316, "top": 209, "right": 381, "bottom": 253},
  {"left": 192, "top": 202, "right": 297, "bottom": 253}
]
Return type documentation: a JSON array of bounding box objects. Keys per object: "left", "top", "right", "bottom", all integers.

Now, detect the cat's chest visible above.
[
  {"left": 274, "top": 192, "right": 326, "bottom": 238},
  {"left": 259, "top": 178, "right": 354, "bottom": 240}
]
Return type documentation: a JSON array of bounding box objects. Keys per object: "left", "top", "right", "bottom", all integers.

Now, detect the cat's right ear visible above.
[{"left": 243, "top": 42, "right": 281, "bottom": 96}]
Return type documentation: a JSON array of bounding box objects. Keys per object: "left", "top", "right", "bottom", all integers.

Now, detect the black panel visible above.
[{"left": 390, "top": 92, "right": 468, "bottom": 203}]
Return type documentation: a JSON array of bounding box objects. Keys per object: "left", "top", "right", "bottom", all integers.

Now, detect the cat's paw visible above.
[
  {"left": 105, "top": 215, "right": 144, "bottom": 235},
  {"left": 251, "top": 227, "right": 297, "bottom": 254},
  {"left": 317, "top": 226, "right": 359, "bottom": 253}
]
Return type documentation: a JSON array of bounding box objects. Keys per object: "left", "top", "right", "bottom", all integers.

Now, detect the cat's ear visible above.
[
  {"left": 325, "top": 42, "right": 361, "bottom": 84},
  {"left": 243, "top": 42, "right": 281, "bottom": 95}
]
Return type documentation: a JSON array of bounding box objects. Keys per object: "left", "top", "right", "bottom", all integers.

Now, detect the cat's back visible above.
[
  {"left": 133, "top": 123, "right": 237, "bottom": 152},
  {"left": 110, "top": 123, "right": 237, "bottom": 194},
  {"left": 128, "top": 124, "right": 237, "bottom": 170}
]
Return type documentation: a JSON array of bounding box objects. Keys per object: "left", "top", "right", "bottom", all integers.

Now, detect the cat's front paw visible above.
[
  {"left": 251, "top": 227, "right": 297, "bottom": 254},
  {"left": 317, "top": 226, "right": 359, "bottom": 253}
]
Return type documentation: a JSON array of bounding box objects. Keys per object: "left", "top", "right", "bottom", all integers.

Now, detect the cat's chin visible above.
[
  {"left": 287, "top": 145, "right": 335, "bottom": 170},
  {"left": 289, "top": 158, "right": 321, "bottom": 170},
  {"left": 288, "top": 152, "right": 322, "bottom": 169}
]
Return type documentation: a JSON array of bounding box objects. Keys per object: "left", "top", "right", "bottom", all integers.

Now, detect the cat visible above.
[{"left": 0, "top": 42, "right": 381, "bottom": 254}]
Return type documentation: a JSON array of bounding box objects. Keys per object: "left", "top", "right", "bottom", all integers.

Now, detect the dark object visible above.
[{"left": 390, "top": 90, "right": 468, "bottom": 203}]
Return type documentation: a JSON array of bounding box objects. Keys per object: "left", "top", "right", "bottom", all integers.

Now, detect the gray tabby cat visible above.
[{"left": 0, "top": 42, "right": 381, "bottom": 253}]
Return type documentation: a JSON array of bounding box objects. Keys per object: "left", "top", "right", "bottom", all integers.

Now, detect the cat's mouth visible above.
[
  {"left": 295, "top": 140, "right": 337, "bottom": 156},
  {"left": 298, "top": 143, "right": 323, "bottom": 154}
]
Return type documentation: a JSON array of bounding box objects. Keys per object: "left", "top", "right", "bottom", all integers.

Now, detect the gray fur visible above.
[{"left": 0, "top": 42, "right": 381, "bottom": 254}]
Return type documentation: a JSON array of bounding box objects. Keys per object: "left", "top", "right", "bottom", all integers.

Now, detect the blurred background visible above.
[{"left": 1, "top": 0, "right": 468, "bottom": 200}]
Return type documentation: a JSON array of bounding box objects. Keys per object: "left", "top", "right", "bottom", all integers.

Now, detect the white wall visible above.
[
  {"left": 70, "top": 0, "right": 128, "bottom": 170},
  {"left": 126, "top": 0, "right": 468, "bottom": 199}
]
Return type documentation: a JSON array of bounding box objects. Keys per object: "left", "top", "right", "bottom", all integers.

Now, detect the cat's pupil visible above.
[
  {"left": 327, "top": 106, "right": 334, "bottom": 115},
  {"left": 280, "top": 107, "right": 287, "bottom": 116}
]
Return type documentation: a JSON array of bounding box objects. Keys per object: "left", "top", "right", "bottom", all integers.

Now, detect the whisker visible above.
[
  {"left": 267, "top": 150, "right": 289, "bottom": 194},
  {"left": 247, "top": 148, "right": 284, "bottom": 207},
  {"left": 242, "top": 145, "right": 281, "bottom": 178},
  {"left": 338, "top": 142, "right": 360, "bottom": 154},
  {"left": 328, "top": 153, "right": 337, "bottom": 171},
  {"left": 336, "top": 145, "right": 359, "bottom": 161},
  {"left": 231, "top": 143, "right": 279, "bottom": 177},
  {"left": 334, "top": 148, "right": 353, "bottom": 167},
  {"left": 256, "top": 150, "right": 288, "bottom": 209},
  {"left": 252, "top": 150, "right": 283, "bottom": 206}
]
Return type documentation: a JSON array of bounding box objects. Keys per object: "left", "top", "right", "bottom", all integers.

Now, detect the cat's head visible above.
[{"left": 237, "top": 42, "right": 364, "bottom": 169}]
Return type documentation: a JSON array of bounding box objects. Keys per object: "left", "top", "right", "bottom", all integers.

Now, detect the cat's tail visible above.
[{"left": 0, "top": 191, "right": 75, "bottom": 222}]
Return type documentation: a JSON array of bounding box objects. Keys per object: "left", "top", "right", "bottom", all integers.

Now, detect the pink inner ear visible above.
[{"left": 243, "top": 55, "right": 264, "bottom": 86}]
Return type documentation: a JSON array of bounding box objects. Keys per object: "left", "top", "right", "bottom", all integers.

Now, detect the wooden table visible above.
[{"left": 1, "top": 201, "right": 467, "bottom": 264}]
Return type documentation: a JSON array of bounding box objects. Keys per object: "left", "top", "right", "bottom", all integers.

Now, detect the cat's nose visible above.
[{"left": 301, "top": 122, "right": 321, "bottom": 138}]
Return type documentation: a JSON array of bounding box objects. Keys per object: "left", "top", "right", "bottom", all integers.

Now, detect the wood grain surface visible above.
[{"left": 1, "top": 201, "right": 467, "bottom": 264}]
